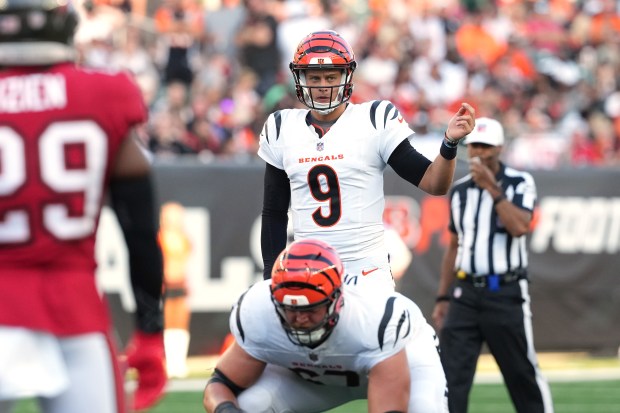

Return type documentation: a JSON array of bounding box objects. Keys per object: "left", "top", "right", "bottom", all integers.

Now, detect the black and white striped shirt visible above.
[{"left": 448, "top": 163, "right": 537, "bottom": 275}]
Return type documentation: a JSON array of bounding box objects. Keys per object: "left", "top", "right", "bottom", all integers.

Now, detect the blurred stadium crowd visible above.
[{"left": 76, "top": 0, "right": 620, "bottom": 168}]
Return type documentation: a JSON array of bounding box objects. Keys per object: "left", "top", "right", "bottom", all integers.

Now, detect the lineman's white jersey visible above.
[
  {"left": 231, "top": 279, "right": 426, "bottom": 388},
  {"left": 258, "top": 100, "right": 416, "bottom": 261}
]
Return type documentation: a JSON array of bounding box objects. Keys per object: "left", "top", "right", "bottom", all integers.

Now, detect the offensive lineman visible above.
[
  {"left": 0, "top": 1, "right": 166, "bottom": 412},
  {"left": 203, "top": 239, "right": 449, "bottom": 413},
  {"left": 259, "top": 30, "right": 475, "bottom": 290}
]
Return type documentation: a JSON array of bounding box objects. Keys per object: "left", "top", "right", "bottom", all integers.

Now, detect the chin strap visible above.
[{"left": 0, "top": 42, "right": 76, "bottom": 66}]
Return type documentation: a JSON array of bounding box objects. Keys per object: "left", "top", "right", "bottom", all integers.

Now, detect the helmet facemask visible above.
[
  {"left": 270, "top": 238, "right": 345, "bottom": 349},
  {"left": 271, "top": 283, "right": 343, "bottom": 349},
  {"left": 293, "top": 68, "right": 354, "bottom": 115},
  {"left": 289, "top": 30, "right": 357, "bottom": 113}
]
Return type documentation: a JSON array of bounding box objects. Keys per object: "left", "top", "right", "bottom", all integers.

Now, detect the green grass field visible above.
[{"left": 13, "top": 379, "right": 620, "bottom": 413}]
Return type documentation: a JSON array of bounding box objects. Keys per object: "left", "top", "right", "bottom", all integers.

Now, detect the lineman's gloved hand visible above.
[{"left": 124, "top": 331, "right": 167, "bottom": 411}]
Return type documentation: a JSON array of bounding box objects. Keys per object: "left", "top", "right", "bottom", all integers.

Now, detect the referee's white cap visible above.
[{"left": 464, "top": 117, "right": 504, "bottom": 146}]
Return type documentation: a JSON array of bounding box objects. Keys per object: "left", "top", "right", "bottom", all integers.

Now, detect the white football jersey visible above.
[
  {"left": 258, "top": 100, "right": 416, "bottom": 261},
  {"left": 230, "top": 279, "right": 426, "bottom": 388}
]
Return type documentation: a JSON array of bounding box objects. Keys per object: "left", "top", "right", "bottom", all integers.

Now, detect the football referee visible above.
[{"left": 432, "top": 118, "right": 554, "bottom": 413}]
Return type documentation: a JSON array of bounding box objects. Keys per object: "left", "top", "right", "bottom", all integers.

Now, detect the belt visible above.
[{"left": 457, "top": 269, "right": 527, "bottom": 288}]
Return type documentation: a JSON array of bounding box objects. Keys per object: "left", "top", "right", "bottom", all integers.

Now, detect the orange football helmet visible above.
[
  {"left": 289, "top": 30, "right": 357, "bottom": 114},
  {"left": 270, "top": 239, "right": 344, "bottom": 348}
]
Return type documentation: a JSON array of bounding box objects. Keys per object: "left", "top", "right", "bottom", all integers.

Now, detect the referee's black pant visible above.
[{"left": 439, "top": 278, "right": 554, "bottom": 413}]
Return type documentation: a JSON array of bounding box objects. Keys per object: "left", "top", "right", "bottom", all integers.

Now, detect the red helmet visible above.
[
  {"left": 270, "top": 239, "right": 344, "bottom": 348},
  {"left": 289, "top": 30, "right": 357, "bottom": 114}
]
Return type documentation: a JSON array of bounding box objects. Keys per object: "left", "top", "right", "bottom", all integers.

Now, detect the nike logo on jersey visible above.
[{"left": 362, "top": 267, "right": 379, "bottom": 276}]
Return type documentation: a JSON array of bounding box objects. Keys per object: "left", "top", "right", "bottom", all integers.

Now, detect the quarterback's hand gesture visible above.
[{"left": 446, "top": 102, "right": 476, "bottom": 142}]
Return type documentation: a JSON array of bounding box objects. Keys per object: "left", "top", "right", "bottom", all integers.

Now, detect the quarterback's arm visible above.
[
  {"left": 387, "top": 139, "right": 432, "bottom": 187},
  {"left": 367, "top": 349, "right": 410, "bottom": 413},
  {"left": 203, "top": 340, "right": 266, "bottom": 413},
  {"left": 261, "top": 163, "right": 291, "bottom": 279},
  {"left": 418, "top": 103, "right": 476, "bottom": 195}
]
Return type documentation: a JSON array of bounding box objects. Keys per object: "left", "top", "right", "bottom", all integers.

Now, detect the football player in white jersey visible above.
[
  {"left": 259, "top": 30, "right": 475, "bottom": 292},
  {"left": 203, "top": 239, "right": 449, "bottom": 413}
]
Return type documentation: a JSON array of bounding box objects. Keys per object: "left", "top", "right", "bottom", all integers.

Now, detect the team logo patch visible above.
[{"left": 316, "top": 142, "right": 324, "bottom": 151}]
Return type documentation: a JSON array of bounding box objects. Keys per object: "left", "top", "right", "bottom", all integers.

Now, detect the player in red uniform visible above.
[{"left": 0, "top": 1, "right": 166, "bottom": 412}]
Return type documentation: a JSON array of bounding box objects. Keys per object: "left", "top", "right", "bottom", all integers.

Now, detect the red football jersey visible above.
[{"left": 0, "top": 63, "right": 147, "bottom": 335}]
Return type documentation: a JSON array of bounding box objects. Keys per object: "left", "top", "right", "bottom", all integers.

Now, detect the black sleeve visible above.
[
  {"left": 261, "top": 163, "right": 290, "bottom": 280},
  {"left": 109, "top": 175, "right": 164, "bottom": 333},
  {"left": 387, "top": 138, "right": 433, "bottom": 187}
]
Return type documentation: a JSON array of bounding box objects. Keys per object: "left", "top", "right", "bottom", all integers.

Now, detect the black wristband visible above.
[
  {"left": 435, "top": 295, "right": 450, "bottom": 303},
  {"left": 440, "top": 140, "right": 458, "bottom": 160},
  {"left": 214, "top": 401, "right": 244, "bottom": 413},
  {"left": 493, "top": 193, "right": 506, "bottom": 205}
]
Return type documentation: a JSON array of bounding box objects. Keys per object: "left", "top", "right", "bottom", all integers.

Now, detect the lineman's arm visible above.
[
  {"left": 367, "top": 349, "right": 410, "bottom": 413},
  {"left": 432, "top": 232, "right": 458, "bottom": 331},
  {"left": 203, "top": 340, "right": 266, "bottom": 413},
  {"left": 418, "top": 103, "right": 476, "bottom": 195}
]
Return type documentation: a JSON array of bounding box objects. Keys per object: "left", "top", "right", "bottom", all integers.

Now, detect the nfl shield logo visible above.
[
  {"left": 309, "top": 353, "right": 318, "bottom": 361},
  {"left": 316, "top": 142, "right": 324, "bottom": 151}
]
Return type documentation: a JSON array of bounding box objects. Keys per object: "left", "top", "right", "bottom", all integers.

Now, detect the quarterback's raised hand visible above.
[
  {"left": 445, "top": 102, "right": 476, "bottom": 142},
  {"left": 124, "top": 331, "right": 167, "bottom": 411}
]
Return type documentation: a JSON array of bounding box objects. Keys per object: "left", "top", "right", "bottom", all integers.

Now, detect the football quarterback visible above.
[{"left": 259, "top": 30, "right": 475, "bottom": 292}]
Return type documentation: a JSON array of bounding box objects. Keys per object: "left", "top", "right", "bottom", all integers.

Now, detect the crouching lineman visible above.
[{"left": 203, "top": 239, "right": 449, "bottom": 413}]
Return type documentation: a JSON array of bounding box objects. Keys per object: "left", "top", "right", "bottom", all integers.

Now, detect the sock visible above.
[{"left": 164, "top": 329, "right": 190, "bottom": 378}]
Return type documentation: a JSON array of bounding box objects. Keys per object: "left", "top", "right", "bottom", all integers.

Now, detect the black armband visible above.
[
  {"left": 109, "top": 175, "right": 164, "bottom": 333},
  {"left": 214, "top": 401, "right": 244, "bottom": 413},
  {"left": 208, "top": 368, "right": 246, "bottom": 397},
  {"left": 388, "top": 138, "right": 432, "bottom": 186}
]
